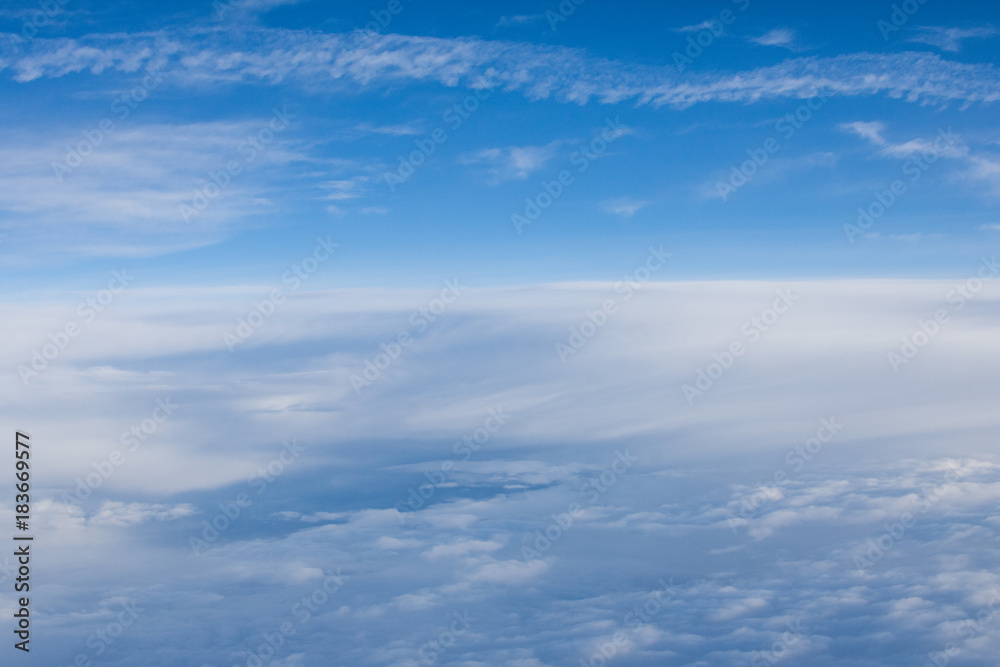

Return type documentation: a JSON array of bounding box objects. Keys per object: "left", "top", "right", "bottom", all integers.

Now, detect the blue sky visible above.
[
  {"left": 1, "top": 0, "right": 999, "bottom": 291},
  {"left": 3, "top": 1, "right": 1000, "bottom": 665}
]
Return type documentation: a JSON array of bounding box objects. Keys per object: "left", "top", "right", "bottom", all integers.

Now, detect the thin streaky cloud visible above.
[
  {"left": 840, "top": 121, "right": 887, "bottom": 145},
  {"left": 907, "top": 26, "right": 998, "bottom": 53},
  {"left": 673, "top": 20, "right": 718, "bottom": 33},
  {"left": 3, "top": 31, "right": 1000, "bottom": 108},
  {"left": 601, "top": 197, "right": 650, "bottom": 217},
  {"left": 496, "top": 14, "right": 544, "bottom": 28},
  {"left": 354, "top": 122, "right": 423, "bottom": 136}
]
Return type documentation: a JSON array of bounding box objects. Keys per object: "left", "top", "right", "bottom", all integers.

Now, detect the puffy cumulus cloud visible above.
[{"left": 1, "top": 280, "right": 1000, "bottom": 664}]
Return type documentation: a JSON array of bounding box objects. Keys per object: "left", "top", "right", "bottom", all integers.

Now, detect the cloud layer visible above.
[{"left": 2, "top": 279, "right": 1000, "bottom": 664}]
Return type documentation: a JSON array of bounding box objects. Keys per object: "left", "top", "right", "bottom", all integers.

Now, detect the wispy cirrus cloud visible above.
[
  {"left": 862, "top": 232, "right": 946, "bottom": 242},
  {"left": 838, "top": 121, "right": 1000, "bottom": 195},
  {"left": 839, "top": 120, "right": 887, "bottom": 145},
  {"left": 495, "top": 14, "right": 544, "bottom": 28},
  {"left": 673, "top": 20, "right": 720, "bottom": 33},
  {"left": 458, "top": 142, "right": 560, "bottom": 184},
  {"left": 354, "top": 122, "right": 422, "bottom": 136},
  {"left": 0, "top": 119, "right": 318, "bottom": 256},
  {"left": 2, "top": 30, "right": 1000, "bottom": 109},
  {"left": 601, "top": 196, "right": 650, "bottom": 217},
  {"left": 840, "top": 121, "right": 967, "bottom": 160},
  {"left": 907, "top": 26, "right": 998, "bottom": 52}
]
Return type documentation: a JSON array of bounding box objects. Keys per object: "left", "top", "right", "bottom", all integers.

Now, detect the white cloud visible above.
[
  {"left": 6, "top": 279, "right": 1000, "bottom": 499},
  {"left": 710, "top": 596, "right": 770, "bottom": 621},
  {"left": 6, "top": 281, "right": 1000, "bottom": 663},
  {"left": 464, "top": 558, "right": 549, "bottom": 584},
  {"left": 320, "top": 177, "right": 369, "bottom": 200},
  {"left": 674, "top": 20, "right": 719, "bottom": 33},
  {"left": 496, "top": 14, "right": 544, "bottom": 28},
  {"left": 215, "top": 0, "right": 308, "bottom": 20},
  {"left": 88, "top": 501, "right": 197, "bottom": 527},
  {"left": 841, "top": 122, "right": 1000, "bottom": 197},
  {"left": 354, "top": 122, "right": 422, "bottom": 136},
  {"left": 967, "top": 155, "right": 1000, "bottom": 195},
  {"left": 234, "top": 0, "right": 304, "bottom": 9},
  {"left": 459, "top": 142, "right": 560, "bottom": 184},
  {"left": 879, "top": 137, "right": 968, "bottom": 159},
  {"left": 601, "top": 197, "right": 650, "bottom": 217},
  {"left": 424, "top": 538, "right": 505, "bottom": 559},
  {"left": 907, "top": 26, "right": 998, "bottom": 52},
  {"left": 3, "top": 30, "right": 999, "bottom": 109},
  {"left": 840, "top": 121, "right": 887, "bottom": 146},
  {"left": 0, "top": 119, "right": 323, "bottom": 257},
  {"left": 863, "top": 232, "right": 946, "bottom": 242},
  {"left": 751, "top": 27, "right": 798, "bottom": 49}
]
